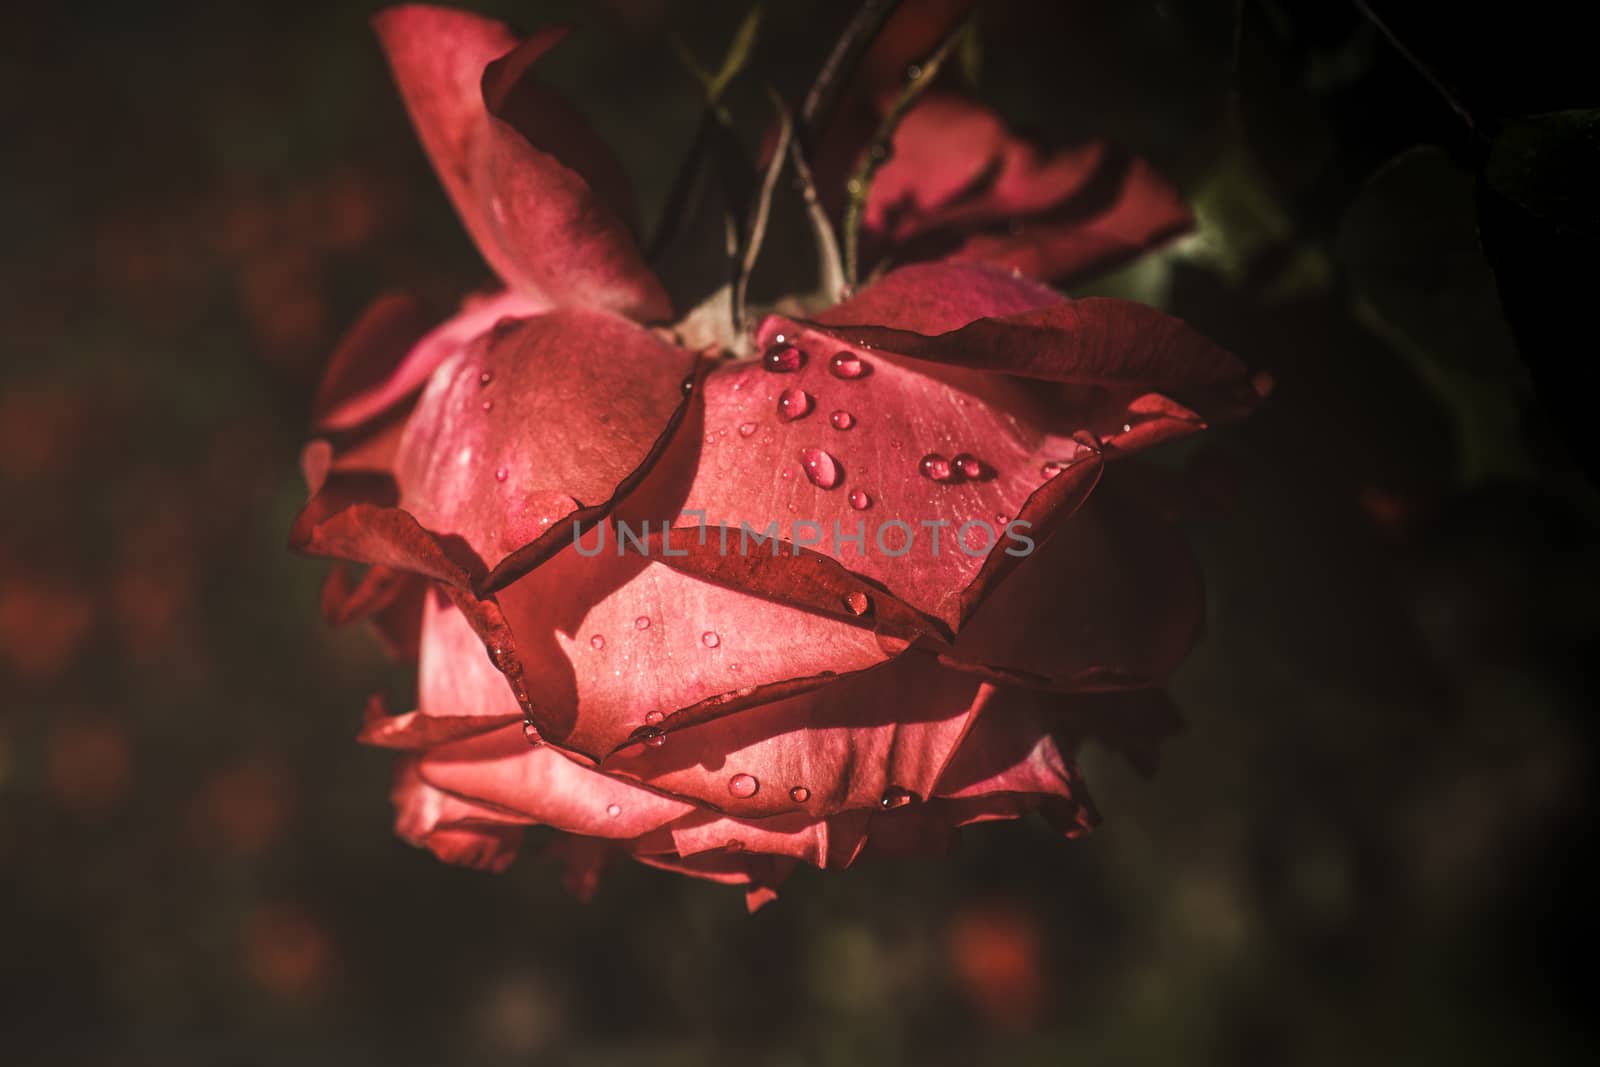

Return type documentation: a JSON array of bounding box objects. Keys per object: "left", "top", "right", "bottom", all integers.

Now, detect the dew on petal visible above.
[
  {"left": 478, "top": 370, "right": 494, "bottom": 386},
  {"left": 799, "top": 447, "right": 842, "bottom": 489},
  {"left": 880, "top": 787, "right": 914, "bottom": 810},
  {"left": 480, "top": 400, "right": 494, "bottom": 413},
  {"left": 494, "top": 467, "right": 508, "bottom": 483},
  {"left": 589, "top": 634, "right": 605, "bottom": 650},
  {"left": 790, "top": 786, "right": 811, "bottom": 803},
  {"left": 842, "top": 591, "right": 871, "bottom": 616},
  {"left": 644, "top": 710, "right": 665, "bottom": 725},
  {"left": 777, "top": 388, "right": 813, "bottom": 421},
  {"left": 521, "top": 722, "right": 543, "bottom": 746},
  {"left": 631, "top": 725, "right": 666, "bottom": 748},
  {"left": 919, "top": 453, "right": 955, "bottom": 483},
  {"left": 702, "top": 631, "right": 721, "bottom": 648},
  {"left": 828, "top": 351, "right": 866, "bottom": 379},
  {"left": 848, "top": 488, "right": 872, "bottom": 511},
  {"left": 634, "top": 615, "right": 650, "bottom": 630},
  {"left": 738, "top": 421, "right": 758, "bottom": 437},
  {"left": 763, "top": 344, "right": 805, "bottom": 373},
  {"left": 830, "top": 409, "right": 855, "bottom": 430},
  {"left": 606, "top": 803, "right": 622, "bottom": 818},
  {"left": 953, "top": 453, "right": 984, "bottom": 480},
  {"left": 726, "top": 839, "right": 745, "bottom": 852},
  {"left": 727, "top": 773, "right": 759, "bottom": 799}
]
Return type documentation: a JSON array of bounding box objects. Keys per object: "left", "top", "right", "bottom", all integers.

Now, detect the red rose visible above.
[{"left": 292, "top": 4, "right": 1259, "bottom": 909}]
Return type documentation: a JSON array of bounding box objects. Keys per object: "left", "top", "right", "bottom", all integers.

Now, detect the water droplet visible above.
[
  {"left": 919, "top": 453, "right": 955, "bottom": 483},
  {"left": 632, "top": 725, "right": 666, "bottom": 748},
  {"left": 702, "top": 631, "right": 721, "bottom": 648},
  {"left": 830, "top": 410, "right": 855, "bottom": 430},
  {"left": 726, "top": 839, "right": 745, "bottom": 852},
  {"left": 738, "top": 421, "right": 758, "bottom": 437},
  {"left": 906, "top": 63, "right": 923, "bottom": 80},
  {"left": 828, "top": 351, "right": 867, "bottom": 379},
  {"left": 644, "top": 710, "right": 664, "bottom": 725},
  {"left": 777, "top": 388, "right": 813, "bottom": 421},
  {"left": 727, "top": 773, "right": 759, "bottom": 798},
  {"left": 521, "top": 721, "right": 543, "bottom": 746},
  {"left": 848, "top": 488, "right": 872, "bottom": 510},
  {"left": 634, "top": 615, "right": 650, "bottom": 630},
  {"left": 880, "top": 787, "right": 914, "bottom": 809},
  {"left": 494, "top": 467, "right": 508, "bottom": 483},
  {"left": 790, "top": 786, "right": 811, "bottom": 803},
  {"left": 589, "top": 634, "right": 605, "bottom": 650},
  {"left": 842, "top": 591, "right": 871, "bottom": 616},
  {"left": 478, "top": 370, "right": 494, "bottom": 387},
  {"left": 680, "top": 374, "right": 696, "bottom": 396},
  {"left": 953, "top": 453, "right": 984, "bottom": 479},
  {"left": 480, "top": 399, "right": 494, "bottom": 413},
  {"left": 606, "top": 803, "right": 622, "bottom": 818},
  {"left": 1121, "top": 422, "right": 1133, "bottom": 433},
  {"left": 995, "top": 513, "right": 1011, "bottom": 525},
  {"left": 1040, "top": 460, "right": 1067, "bottom": 479},
  {"left": 763, "top": 344, "right": 805, "bottom": 373},
  {"left": 799, "top": 447, "right": 841, "bottom": 489}
]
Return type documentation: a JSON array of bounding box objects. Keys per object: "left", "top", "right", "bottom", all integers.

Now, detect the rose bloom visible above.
[{"left": 292, "top": 4, "right": 1259, "bottom": 909}]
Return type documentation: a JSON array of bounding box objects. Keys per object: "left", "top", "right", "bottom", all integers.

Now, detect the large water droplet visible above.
[
  {"left": 763, "top": 344, "right": 805, "bottom": 373},
  {"left": 521, "top": 721, "right": 543, "bottom": 746},
  {"left": 828, "top": 351, "right": 867, "bottom": 379},
  {"left": 848, "top": 488, "right": 872, "bottom": 510},
  {"left": 952, "top": 453, "right": 984, "bottom": 480},
  {"left": 798, "top": 447, "right": 842, "bottom": 489},
  {"left": 634, "top": 615, "right": 650, "bottom": 630},
  {"left": 632, "top": 725, "right": 666, "bottom": 748},
  {"left": 919, "top": 453, "right": 955, "bottom": 483},
  {"left": 790, "top": 785, "right": 811, "bottom": 803},
  {"left": 727, "top": 773, "right": 759, "bottom": 798},
  {"left": 830, "top": 410, "right": 855, "bottom": 430},
  {"left": 606, "top": 803, "right": 622, "bottom": 818},
  {"left": 644, "top": 710, "right": 664, "bottom": 725},
  {"left": 880, "top": 787, "right": 914, "bottom": 809},
  {"left": 702, "top": 631, "right": 721, "bottom": 648},
  {"left": 842, "top": 591, "right": 872, "bottom": 616},
  {"left": 589, "top": 634, "right": 605, "bottom": 650},
  {"left": 777, "top": 388, "right": 813, "bottom": 421},
  {"left": 738, "top": 421, "right": 758, "bottom": 437}
]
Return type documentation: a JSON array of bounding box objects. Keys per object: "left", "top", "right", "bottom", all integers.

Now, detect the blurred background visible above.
[{"left": 3, "top": 0, "right": 1597, "bottom": 1063}]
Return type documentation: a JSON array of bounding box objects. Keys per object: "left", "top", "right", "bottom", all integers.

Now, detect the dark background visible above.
[{"left": 3, "top": 1, "right": 1597, "bottom": 1063}]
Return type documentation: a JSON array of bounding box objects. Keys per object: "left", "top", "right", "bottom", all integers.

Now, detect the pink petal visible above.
[
  {"left": 394, "top": 308, "right": 697, "bottom": 584},
  {"left": 603, "top": 656, "right": 996, "bottom": 818},
  {"left": 391, "top": 757, "right": 525, "bottom": 872},
  {"left": 418, "top": 723, "right": 695, "bottom": 838},
  {"left": 372, "top": 5, "right": 668, "bottom": 318}
]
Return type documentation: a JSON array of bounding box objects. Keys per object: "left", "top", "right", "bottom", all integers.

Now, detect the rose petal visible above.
[
  {"left": 394, "top": 308, "right": 698, "bottom": 586},
  {"left": 373, "top": 5, "right": 668, "bottom": 317},
  {"left": 630, "top": 851, "right": 797, "bottom": 912},
  {"left": 391, "top": 757, "right": 525, "bottom": 872}
]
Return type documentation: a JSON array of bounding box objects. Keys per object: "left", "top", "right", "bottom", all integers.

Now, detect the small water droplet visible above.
[
  {"left": 478, "top": 370, "right": 494, "bottom": 387},
  {"left": 589, "top": 634, "right": 605, "bottom": 650},
  {"left": 644, "top": 710, "right": 664, "bottom": 725},
  {"left": 702, "top": 631, "right": 720, "bottom": 648},
  {"left": 777, "top": 388, "right": 813, "bottom": 421},
  {"left": 727, "top": 773, "right": 759, "bottom": 799},
  {"left": 799, "top": 447, "right": 842, "bottom": 489},
  {"left": 480, "top": 399, "right": 494, "bottom": 413},
  {"left": 738, "top": 421, "right": 758, "bottom": 437},
  {"left": 995, "top": 513, "right": 1011, "bottom": 525},
  {"left": 790, "top": 785, "right": 811, "bottom": 803},
  {"left": 606, "top": 803, "right": 622, "bottom": 818},
  {"left": 880, "top": 787, "right": 914, "bottom": 809},
  {"left": 842, "top": 591, "right": 871, "bottom": 616},
  {"left": 1040, "top": 460, "right": 1067, "bottom": 479},
  {"left": 631, "top": 725, "right": 666, "bottom": 748},
  {"left": 828, "top": 351, "right": 867, "bottom": 379},
  {"left": 953, "top": 453, "right": 984, "bottom": 479},
  {"left": 830, "top": 409, "right": 855, "bottom": 430},
  {"left": 848, "top": 488, "right": 872, "bottom": 510},
  {"left": 494, "top": 467, "right": 508, "bottom": 483},
  {"left": 1121, "top": 422, "right": 1133, "bottom": 433},
  {"left": 726, "top": 839, "right": 745, "bottom": 852},
  {"left": 634, "top": 615, "right": 650, "bottom": 630},
  {"left": 763, "top": 344, "right": 805, "bottom": 373},
  {"left": 680, "top": 374, "right": 696, "bottom": 396},
  {"left": 920, "top": 453, "right": 955, "bottom": 483},
  {"left": 521, "top": 721, "right": 543, "bottom": 746},
  {"left": 906, "top": 63, "right": 923, "bottom": 80}
]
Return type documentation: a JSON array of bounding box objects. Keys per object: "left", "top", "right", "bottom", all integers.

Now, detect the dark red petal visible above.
[
  {"left": 372, "top": 5, "right": 668, "bottom": 317},
  {"left": 393, "top": 308, "right": 697, "bottom": 586},
  {"left": 630, "top": 851, "right": 797, "bottom": 912},
  {"left": 636, "top": 810, "right": 873, "bottom": 870},
  {"left": 391, "top": 757, "right": 525, "bottom": 872},
  {"left": 816, "top": 260, "right": 1063, "bottom": 335},
  {"left": 418, "top": 724, "right": 696, "bottom": 838},
  {"left": 940, "top": 490, "right": 1204, "bottom": 691},
  {"left": 602, "top": 657, "right": 995, "bottom": 818}
]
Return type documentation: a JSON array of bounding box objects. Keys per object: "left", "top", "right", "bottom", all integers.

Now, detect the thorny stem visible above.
[
  {"left": 840, "top": 18, "right": 972, "bottom": 286},
  {"left": 800, "top": 0, "right": 903, "bottom": 133}
]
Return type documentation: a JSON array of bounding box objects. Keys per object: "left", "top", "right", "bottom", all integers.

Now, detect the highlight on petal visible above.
[{"left": 373, "top": 4, "right": 669, "bottom": 318}]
